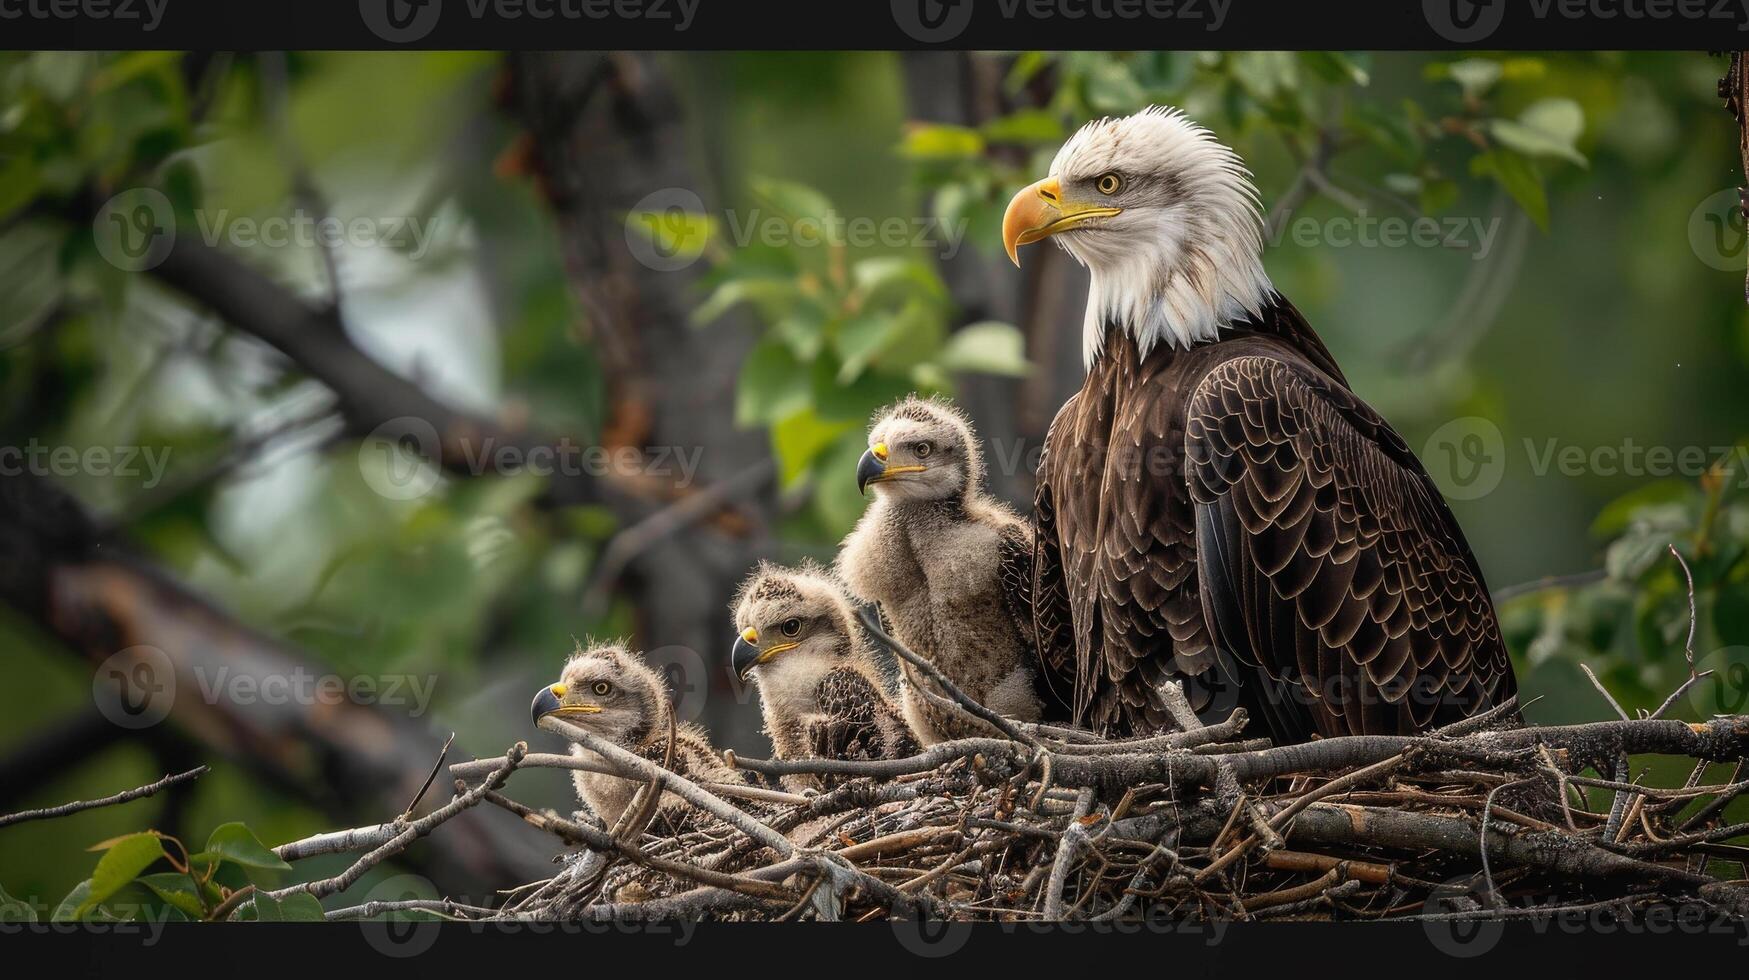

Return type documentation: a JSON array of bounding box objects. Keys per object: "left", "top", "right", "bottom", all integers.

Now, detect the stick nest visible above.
[{"left": 434, "top": 700, "right": 1749, "bottom": 925}]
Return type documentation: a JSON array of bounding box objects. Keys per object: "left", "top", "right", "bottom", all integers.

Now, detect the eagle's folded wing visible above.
[
  {"left": 999, "top": 514, "right": 1077, "bottom": 721},
  {"left": 809, "top": 668, "right": 918, "bottom": 762},
  {"left": 1184, "top": 355, "right": 1516, "bottom": 739}
]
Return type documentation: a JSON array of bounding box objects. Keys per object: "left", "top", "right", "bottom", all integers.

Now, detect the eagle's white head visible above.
[{"left": 1002, "top": 106, "right": 1273, "bottom": 367}]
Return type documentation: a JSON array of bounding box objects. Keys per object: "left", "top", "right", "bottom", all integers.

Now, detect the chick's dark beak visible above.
[
  {"left": 530, "top": 684, "right": 564, "bottom": 724},
  {"left": 856, "top": 447, "right": 887, "bottom": 496},
  {"left": 732, "top": 628, "right": 760, "bottom": 681}
]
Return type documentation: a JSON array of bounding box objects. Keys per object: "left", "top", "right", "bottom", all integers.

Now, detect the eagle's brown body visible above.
[{"left": 1031, "top": 295, "right": 1517, "bottom": 741}]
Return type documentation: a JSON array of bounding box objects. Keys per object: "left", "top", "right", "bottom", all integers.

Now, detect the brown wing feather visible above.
[
  {"left": 809, "top": 668, "right": 919, "bottom": 762},
  {"left": 999, "top": 512, "right": 1076, "bottom": 721},
  {"left": 1183, "top": 355, "right": 1517, "bottom": 739}
]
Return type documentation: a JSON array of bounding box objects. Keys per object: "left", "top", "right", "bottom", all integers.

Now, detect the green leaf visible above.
[
  {"left": 771, "top": 409, "right": 856, "bottom": 488},
  {"left": 1347, "top": 103, "right": 1420, "bottom": 165},
  {"left": 1590, "top": 479, "right": 1698, "bottom": 539},
  {"left": 1471, "top": 149, "right": 1548, "bottom": 232},
  {"left": 1498, "top": 58, "right": 1549, "bottom": 84},
  {"left": 939, "top": 322, "right": 1032, "bottom": 377},
  {"left": 1229, "top": 51, "right": 1300, "bottom": 101},
  {"left": 1604, "top": 513, "right": 1687, "bottom": 583},
  {"left": 1441, "top": 59, "right": 1502, "bottom": 99},
  {"left": 750, "top": 177, "right": 834, "bottom": 229},
  {"left": 623, "top": 207, "right": 714, "bottom": 266},
  {"left": 1082, "top": 59, "right": 1146, "bottom": 114},
  {"left": 90, "top": 51, "right": 183, "bottom": 92},
  {"left": 136, "top": 873, "right": 207, "bottom": 920},
  {"left": 1005, "top": 51, "right": 1054, "bottom": 92},
  {"left": 77, "top": 833, "right": 166, "bottom": 919},
  {"left": 979, "top": 109, "right": 1065, "bottom": 145},
  {"left": 692, "top": 277, "right": 803, "bottom": 329},
  {"left": 53, "top": 881, "right": 94, "bottom": 922},
  {"left": 811, "top": 360, "right": 918, "bottom": 424},
  {"left": 898, "top": 123, "right": 985, "bottom": 160},
  {"left": 0, "top": 220, "right": 64, "bottom": 351},
  {"left": 254, "top": 891, "right": 326, "bottom": 922},
  {"left": 769, "top": 309, "right": 828, "bottom": 360},
  {"left": 0, "top": 885, "right": 37, "bottom": 923},
  {"left": 190, "top": 822, "right": 292, "bottom": 871},
  {"left": 1419, "top": 179, "right": 1460, "bottom": 216},
  {"left": 834, "top": 312, "right": 905, "bottom": 383},
  {"left": 1300, "top": 52, "right": 1369, "bottom": 87},
  {"left": 735, "top": 338, "right": 811, "bottom": 427},
  {"left": 1487, "top": 98, "right": 1586, "bottom": 167},
  {"left": 852, "top": 256, "right": 948, "bottom": 307}
]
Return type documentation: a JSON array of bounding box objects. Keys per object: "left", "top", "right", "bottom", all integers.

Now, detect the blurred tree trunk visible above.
[
  {"left": 503, "top": 53, "right": 773, "bottom": 751},
  {"left": 898, "top": 52, "right": 1088, "bottom": 507}
]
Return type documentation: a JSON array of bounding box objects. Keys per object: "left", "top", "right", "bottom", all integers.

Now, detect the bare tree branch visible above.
[{"left": 0, "top": 765, "right": 208, "bottom": 829}]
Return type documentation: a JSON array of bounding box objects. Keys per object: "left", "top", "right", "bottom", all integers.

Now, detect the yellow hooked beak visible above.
[
  {"left": 1001, "top": 176, "right": 1122, "bottom": 267},
  {"left": 856, "top": 442, "right": 927, "bottom": 495},
  {"left": 530, "top": 682, "right": 602, "bottom": 723},
  {"left": 732, "top": 627, "right": 800, "bottom": 679}
]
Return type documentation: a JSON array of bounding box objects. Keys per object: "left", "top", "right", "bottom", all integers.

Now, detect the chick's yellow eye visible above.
[
  {"left": 1096, "top": 173, "right": 1122, "bottom": 195},
  {"left": 781, "top": 618, "right": 802, "bottom": 637},
  {"left": 592, "top": 681, "right": 611, "bottom": 696}
]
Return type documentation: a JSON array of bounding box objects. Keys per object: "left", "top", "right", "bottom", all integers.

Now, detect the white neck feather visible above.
[{"left": 1078, "top": 226, "right": 1273, "bottom": 368}]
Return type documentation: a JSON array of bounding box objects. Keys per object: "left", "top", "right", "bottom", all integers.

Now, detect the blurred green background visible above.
[{"left": 2, "top": 50, "right": 1747, "bottom": 915}]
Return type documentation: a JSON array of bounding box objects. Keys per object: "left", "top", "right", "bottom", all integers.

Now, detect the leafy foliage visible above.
[
  {"left": 902, "top": 52, "right": 1592, "bottom": 247},
  {"left": 1503, "top": 458, "right": 1749, "bottom": 720},
  {"left": 40, "top": 822, "right": 307, "bottom": 923},
  {"left": 666, "top": 176, "right": 1031, "bottom": 535}
]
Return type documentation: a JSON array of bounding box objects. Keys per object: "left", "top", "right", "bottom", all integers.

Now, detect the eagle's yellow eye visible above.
[
  {"left": 592, "top": 681, "right": 612, "bottom": 697},
  {"left": 1096, "top": 173, "right": 1122, "bottom": 195}
]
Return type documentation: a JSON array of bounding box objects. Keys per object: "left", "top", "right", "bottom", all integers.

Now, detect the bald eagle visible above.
[
  {"left": 1003, "top": 107, "right": 1518, "bottom": 742},
  {"left": 730, "top": 561, "right": 920, "bottom": 782}
]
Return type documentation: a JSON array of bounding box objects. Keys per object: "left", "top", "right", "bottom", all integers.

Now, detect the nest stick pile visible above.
[
  {"left": 279, "top": 628, "right": 1749, "bottom": 925},
  {"left": 274, "top": 601, "right": 1749, "bottom": 923},
  {"left": 448, "top": 710, "right": 1749, "bottom": 923}
]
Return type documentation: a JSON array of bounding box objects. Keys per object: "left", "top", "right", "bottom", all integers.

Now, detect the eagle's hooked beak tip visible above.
[
  {"left": 1002, "top": 175, "right": 1119, "bottom": 266},
  {"left": 530, "top": 684, "right": 564, "bottom": 725},
  {"left": 731, "top": 628, "right": 760, "bottom": 681},
  {"left": 856, "top": 444, "right": 889, "bottom": 496},
  {"left": 1002, "top": 176, "right": 1059, "bottom": 268}
]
